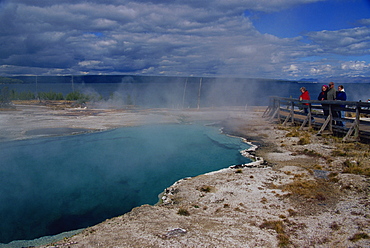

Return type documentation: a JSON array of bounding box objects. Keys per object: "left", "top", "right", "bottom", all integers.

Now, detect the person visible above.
[
  {"left": 336, "top": 85, "right": 347, "bottom": 126},
  {"left": 326, "top": 82, "right": 338, "bottom": 124},
  {"left": 299, "top": 87, "right": 310, "bottom": 114},
  {"left": 326, "top": 82, "right": 336, "bottom": 101},
  {"left": 299, "top": 87, "right": 314, "bottom": 123},
  {"left": 318, "top": 85, "right": 329, "bottom": 116}
]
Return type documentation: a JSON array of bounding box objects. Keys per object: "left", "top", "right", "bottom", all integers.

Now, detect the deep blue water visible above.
[{"left": 0, "top": 124, "right": 251, "bottom": 244}]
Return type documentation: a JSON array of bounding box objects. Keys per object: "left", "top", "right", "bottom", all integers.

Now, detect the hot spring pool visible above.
[{"left": 0, "top": 123, "right": 251, "bottom": 244}]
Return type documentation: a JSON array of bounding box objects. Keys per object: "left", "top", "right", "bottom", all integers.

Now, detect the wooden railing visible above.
[{"left": 263, "top": 96, "right": 370, "bottom": 142}]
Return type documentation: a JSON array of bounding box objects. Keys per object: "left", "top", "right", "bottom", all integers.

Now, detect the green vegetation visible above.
[
  {"left": 0, "top": 87, "right": 10, "bottom": 104},
  {"left": 0, "top": 87, "right": 102, "bottom": 102},
  {"left": 66, "top": 91, "right": 101, "bottom": 102},
  {"left": 11, "top": 90, "right": 35, "bottom": 100},
  {"left": 0, "top": 77, "right": 24, "bottom": 84},
  {"left": 38, "top": 91, "right": 64, "bottom": 100}
]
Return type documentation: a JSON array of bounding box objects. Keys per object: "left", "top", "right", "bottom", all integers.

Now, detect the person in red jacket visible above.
[{"left": 299, "top": 87, "right": 310, "bottom": 114}]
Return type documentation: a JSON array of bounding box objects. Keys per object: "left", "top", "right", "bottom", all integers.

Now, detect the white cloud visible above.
[
  {"left": 341, "top": 61, "right": 369, "bottom": 71},
  {"left": 0, "top": 0, "right": 369, "bottom": 80},
  {"left": 305, "top": 27, "right": 370, "bottom": 56},
  {"left": 78, "top": 60, "right": 102, "bottom": 67}
]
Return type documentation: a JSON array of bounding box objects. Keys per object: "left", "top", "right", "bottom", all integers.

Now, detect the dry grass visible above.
[
  {"left": 197, "top": 185, "right": 216, "bottom": 193},
  {"left": 260, "top": 220, "right": 290, "bottom": 247},
  {"left": 283, "top": 125, "right": 370, "bottom": 176},
  {"left": 342, "top": 160, "right": 370, "bottom": 176},
  {"left": 348, "top": 232, "right": 370, "bottom": 242},
  {"left": 177, "top": 208, "right": 190, "bottom": 216},
  {"left": 297, "top": 136, "right": 310, "bottom": 145},
  {"left": 329, "top": 140, "right": 370, "bottom": 176}
]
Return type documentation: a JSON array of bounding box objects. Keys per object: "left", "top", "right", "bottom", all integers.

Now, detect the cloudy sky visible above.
[{"left": 0, "top": 0, "right": 370, "bottom": 80}]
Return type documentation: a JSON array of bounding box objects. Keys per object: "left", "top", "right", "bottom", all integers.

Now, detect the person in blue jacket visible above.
[{"left": 336, "top": 85, "right": 347, "bottom": 126}]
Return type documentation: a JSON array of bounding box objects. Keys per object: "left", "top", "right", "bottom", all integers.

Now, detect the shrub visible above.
[
  {"left": 343, "top": 160, "right": 370, "bottom": 176},
  {"left": 177, "top": 208, "right": 190, "bottom": 216},
  {"left": 349, "top": 232, "right": 369, "bottom": 242},
  {"left": 38, "top": 91, "right": 64, "bottom": 100},
  {"left": 331, "top": 149, "right": 347, "bottom": 156},
  {"left": 298, "top": 136, "right": 310, "bottom": 145},
  {"left": 198, "top": 185, "right": 214, "bottom": 193},
  {"left": 286, "top": 130, "right": 300, "bottom": 137}
]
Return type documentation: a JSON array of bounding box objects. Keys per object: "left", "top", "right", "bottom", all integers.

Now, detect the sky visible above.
[{"left": 0, "top": 0, "right": 370, "bottom": 80}]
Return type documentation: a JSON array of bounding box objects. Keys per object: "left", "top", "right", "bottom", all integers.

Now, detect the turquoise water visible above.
[{"left": 0, "top": 124, "right": 251, "bottom": 244}]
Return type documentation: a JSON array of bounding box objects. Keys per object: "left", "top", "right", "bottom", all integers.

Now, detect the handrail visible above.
[{"left": 264, "top": 96, "right": 370, "bottom": 142}]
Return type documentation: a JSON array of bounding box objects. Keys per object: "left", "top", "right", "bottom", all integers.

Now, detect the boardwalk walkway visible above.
[{"left": 263, "top": 97, "right": 370, "bottom": 143}]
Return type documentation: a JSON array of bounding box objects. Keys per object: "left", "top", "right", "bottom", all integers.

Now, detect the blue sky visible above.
[
  {"left": 251, "top": 0, "right": 370, "bottom": 38},
  {"left": 249, "top": 0, "right": 370, "bottom": 69},
  {"left": 0, "top": 0, "right": 370, "bottom": 81}
]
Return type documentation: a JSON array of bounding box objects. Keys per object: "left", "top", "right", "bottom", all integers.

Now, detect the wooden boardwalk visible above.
[{"left": 263, "top": 97, "right": 370, "bottom": 143}]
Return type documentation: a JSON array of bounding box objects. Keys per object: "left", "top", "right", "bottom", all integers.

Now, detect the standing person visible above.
[
  {"left": 299, "top": 87, "right": 310, "bottom": 114},
  {"left": 336, "top": 85, "right": 347, "bottom": 126},
  {"left": 327, "top": 82, "right": 336, "bottom": 101},
  {"left": 326, "top": 82, "right": 338, "bottom": 124},
  {"left": 318, "top": 85, "right": 329, "bottom": 116},
  {"left": 299, "top": 87, "right": 314, "bottom": 123}
]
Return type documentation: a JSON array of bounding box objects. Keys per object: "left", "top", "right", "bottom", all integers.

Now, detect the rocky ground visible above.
[{"left": 1, "top": 102, "right": 369, "bottom": 247}]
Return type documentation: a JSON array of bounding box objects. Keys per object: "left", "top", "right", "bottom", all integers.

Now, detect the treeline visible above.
[
  {"left": 0, "top": 87, "right": 101, "bottom": 103},
  {"left": 0, "top": 76, "right": 24, "bottom": 84}
]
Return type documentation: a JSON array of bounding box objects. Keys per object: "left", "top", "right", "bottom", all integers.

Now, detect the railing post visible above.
[
  {"left": 290, "top": 101, "right": 294, "bottom": 125},
  {"left": 277, "top": 99, "right": 281, "bottom": 123},
  {"left": 308, "top": 104, "right": 312, "bottom": 127},
  {"left": 354, "top": 103, "right": 360, "bottom": 138},
  {"left": 328, "top": 103, "right": 333, "bottom": 132}
]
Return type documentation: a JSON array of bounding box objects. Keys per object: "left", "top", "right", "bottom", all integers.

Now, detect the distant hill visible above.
[
  {"left": 299, "top": 78, "right": 319, "bottom": 82},
  {"left": 6, "top": 75, "right": 370, "bottom": 84},
  {"left": 325, "top": 76, "right": 370, "bottom": 84},
  {"left": 10, "top": 75, "right": 297, "bottom": 84},
  {"left": 0, "top": 77, "right": 24, "bottom": 84}
]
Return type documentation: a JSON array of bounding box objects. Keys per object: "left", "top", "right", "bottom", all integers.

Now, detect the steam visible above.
[{"left": 74, "top": 77, "right": 283, "bottom": 110}]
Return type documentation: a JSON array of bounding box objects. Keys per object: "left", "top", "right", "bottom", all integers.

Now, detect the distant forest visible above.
[{"left": 0, "top": 76, "right": 24, "bottom": 84}]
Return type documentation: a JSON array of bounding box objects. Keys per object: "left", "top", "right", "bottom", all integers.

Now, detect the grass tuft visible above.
[
  {"left": 260, "top": 220, "right": 290, "bottom": 247},
  {"left": 198, "top": 185, "right": 215, "bottom": 193},
  {"left": 349, "top": 232, "right": 369, "bottom": 242},
  {"left": 177, "top": 208, "right": 190, "bottom": 216},
  {"left": 343, "top": 159, "right": 370, "bottom": 176},
  {"left": 297, "top": 136, "right": 310, "bottom": 145}
]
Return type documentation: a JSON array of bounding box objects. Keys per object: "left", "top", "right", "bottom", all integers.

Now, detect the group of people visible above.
[{"left": 299, "top": 81, "right": 347, "bottom": 126}]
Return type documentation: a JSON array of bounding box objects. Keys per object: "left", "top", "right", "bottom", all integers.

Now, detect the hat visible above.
[{"left": 322, "top": 85, "right": 328, "bottom": 88}]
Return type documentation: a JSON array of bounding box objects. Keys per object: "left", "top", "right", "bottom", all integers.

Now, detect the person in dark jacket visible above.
[
  {"left": 336, "top": 85, "right": 347, "bottom": 126},
  {"left": 318, "top": 85, "right": 329, "bottom": 116},
  {"left": 336, "top": 85, "right": 347, "bottom": 102}
]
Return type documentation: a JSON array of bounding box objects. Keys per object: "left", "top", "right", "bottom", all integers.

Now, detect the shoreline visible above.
[{"left": 1, "top": 104, "right": 369, "bottom": 247}]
